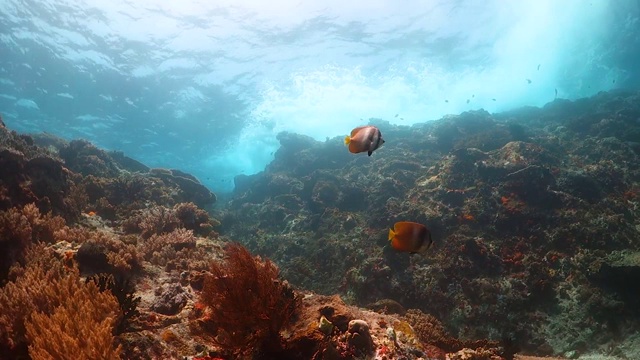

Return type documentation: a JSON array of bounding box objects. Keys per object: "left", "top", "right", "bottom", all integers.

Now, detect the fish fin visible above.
[
  {"left": 388, "top": 229, "right": 395, "bottom": 241},
  {"left": 344, "top": 135, "right": 351, "bottom": 145},
  {"left": 368, "top": 150, "right": 372, "bottom": 156}
]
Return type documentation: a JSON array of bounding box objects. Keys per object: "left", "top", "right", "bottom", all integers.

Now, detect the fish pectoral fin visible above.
[
  {"left": 344, "top": 135, "right": 351, "bottom": 145},
  {"left": 367, "top": 150, "right": 372, "bottom": 156},
  {"left": 388, "top": 229, "right": 395, "bottom": 241}
]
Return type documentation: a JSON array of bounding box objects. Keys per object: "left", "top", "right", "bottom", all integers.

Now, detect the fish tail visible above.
[
  {"left": 388, "top": 229, "right": 395, "bottom": 241},
  {"left": 344, "top": 136, "right": 351, "bottom": 145}
]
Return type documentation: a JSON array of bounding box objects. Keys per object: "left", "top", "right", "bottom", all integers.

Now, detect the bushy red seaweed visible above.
[{"left": 196, "top": 243, "right": 299, "bottom": 358}]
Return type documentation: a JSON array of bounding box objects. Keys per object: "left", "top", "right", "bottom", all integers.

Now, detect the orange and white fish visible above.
[
  {"left": 344, "top": 125, "right": 385, "bottom": 156},
  {"left": 388, "top": 221, "right": 433, "bottom": 254}
]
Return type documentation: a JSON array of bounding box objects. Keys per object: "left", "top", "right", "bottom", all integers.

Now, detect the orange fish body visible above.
[
  {"left": 388, "top": 221, "right": 433, "bottom": 254},
  {"left": 344, "top": 125, "right": 385, "bottom": 156}
]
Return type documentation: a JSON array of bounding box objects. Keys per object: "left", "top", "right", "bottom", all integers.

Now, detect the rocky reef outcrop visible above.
[
  {"left": 0, "top": 114, "right": 512, "bottom": 360},
  {"left": 221, "top": 90, "right": 640, "bottom": 358},
  {"left": 2, "top": 90, "right": 639, "bottom": 359}
]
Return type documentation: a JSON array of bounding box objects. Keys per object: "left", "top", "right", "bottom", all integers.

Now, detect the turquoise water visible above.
[{"left": 0, "top": 0, "right": 638, "bottom": 193}]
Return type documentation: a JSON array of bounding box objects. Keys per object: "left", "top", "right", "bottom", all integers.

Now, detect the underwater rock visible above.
[
  {"left": 59, "top": 139, "right": 122, "bottom": 178},
  {"left": 318, "top": 297, "right": 355, "bottom": 333},
  {"left": 276, "top": 131, "right": 316, "bottom": 154},
  {"left": 108, "top": 150, "right": 150, "bottom": 173},
  {"left": 233, "top": 173, "right": 257, "bottom": 194},
  {"left": 501, "top": 165, "right": 558, "bottom": 207},
  {"left": 0, "top": 146, "right": 78, "bottom": 218},
  {"left": 267, "top": 173, "right": 304, "bottom": 195},
  {"left": 556, "top": 171, "right": 603, "bottom": 203},
  {"left": 270, "top": 132, "right": 352, "bottom": 177},
  {"left": 257, "top": 203, "right": 289, "bottom": 230},
  {"left": 272, "top": 193, "right": 304, "bottom": 212},
  {"left": 279, "top": 291, "right": 473, "bottom": 360},
  {"left": 24, "top": 156, "right": 79, "bottom": 214},
  {"left": 431, "top": 110, "right": 516, "bottom": 152},
  {"left": 31, "top": 132, "right": 69, "bottom": 151},
  {"left": 270, "top": 132, "right": 321, "bottom": 176},
  {"left": 310, "top": 179, "right": 342, "bottom": 208},
  {"left": 346, "top": 319, "right": 374, "bottom": 355},
  {"left": 9, "top": 90, "right": 640, "bottom": 358},
  {"left": 0, "top": 125, "right": 57, "bottom": 161},
  {"left": 219, "top": 90, "right": 640, "bottom": 357},
  {"left": 365, "top": 298, "right": 406, "bottom": 315},
  {"left": 591, "top": 251, "right": 640, "bottom": 314},
  {"left": 478, "top": 141, "right": 558, "bottom": 179},
  {"left": 76, "top": 240, "right": 113, "bottom": 275},
  {"left": 151, "top": 283, "right": 190, "bottom": 315},
  {"left": 149, "top": 168, "right": 216, "bottom": 206}
]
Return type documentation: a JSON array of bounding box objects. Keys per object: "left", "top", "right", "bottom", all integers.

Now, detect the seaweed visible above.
[{"left": 199, "top": 243, "right": 299, "bottom": 357}]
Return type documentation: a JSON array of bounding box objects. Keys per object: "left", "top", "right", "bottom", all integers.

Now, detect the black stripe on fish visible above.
[{"left": 373, "top": 129, "right": 384, "bottom": 154}]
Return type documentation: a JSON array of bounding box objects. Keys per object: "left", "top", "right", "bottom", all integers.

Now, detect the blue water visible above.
[{"left": 1, "top": 0, "right": 638, "bottom": 193}]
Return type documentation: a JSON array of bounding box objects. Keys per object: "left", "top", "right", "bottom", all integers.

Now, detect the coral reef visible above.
[
  {"left": 0, "top": 122, "right": 225, "bottom": 359},
  {"left": 2, "top": 90, "right": 640, "bottom": 359},
  {"left": 221, "top": 90, "right": 640, "bottom": 358}
]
